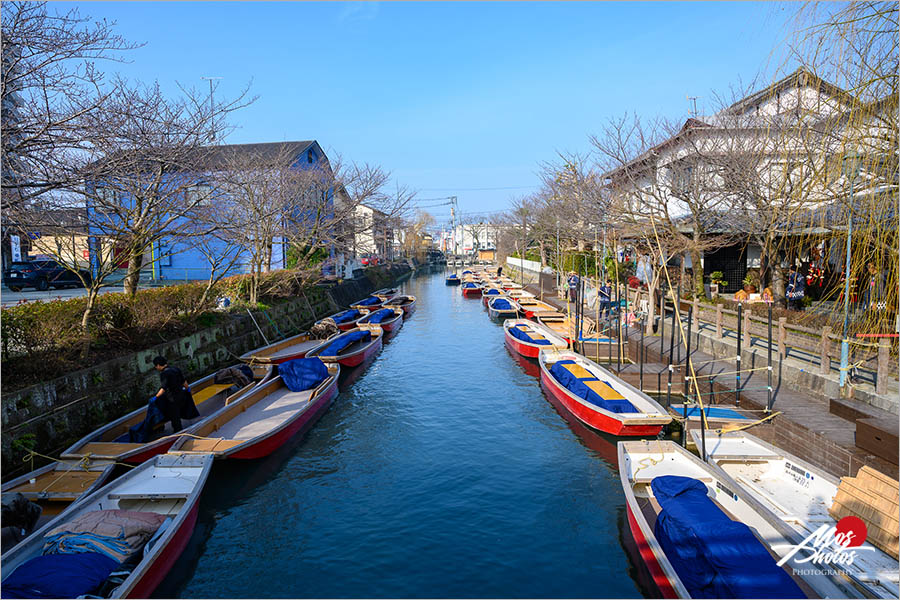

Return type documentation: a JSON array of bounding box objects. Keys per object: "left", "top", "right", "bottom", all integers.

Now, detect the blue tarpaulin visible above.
[
  {"left": 484, "top": 289, "right": 501, "bottom": 295},
  {"left": 508, "top": 325, "right": 552, "bottom": 345},
  {"left": 279, "top": 357, "right": 329, "bottom": 392},
  {"left": 463, "top": 282, "right": 478, "bottom": 289},
  {"left": 364, "top": 309, "right": 396, "bottom": 324},
  {"left": 490, "top": 298, "right": 514, "bottom": 311},
  {"left": 462, "top": 270, "right": 473, "bottom": 274},
  {"left": 354, "top": 296, "right": 381, "bottom": 306},
  {"left": 319, "top": 330, "right": 371, "bottom": 357},
  {"left": 2, "top": 552, "right": 119, "bottom": 599},
  {"left": 651, "top": 476, "right": 805, "bottom": 599},
  {"left": 330, "top": 309, "right": 361, "bottom": 324},
  {"left": 549, "top": 360, "right": 637, "bottom": 413}
]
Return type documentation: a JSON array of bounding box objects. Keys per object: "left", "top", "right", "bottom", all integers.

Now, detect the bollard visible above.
[
  {"left": 715, "top": 304, "right": 723, "bottom": 338},
  {"left": 820, "top": 326, "right": 832, "bottom": 375},
  {"left": 876, "top": 339, "right": 890, "bottom": 396}
]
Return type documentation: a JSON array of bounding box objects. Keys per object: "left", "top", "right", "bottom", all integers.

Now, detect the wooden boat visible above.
[
  {"left": 689, "top": 429, "right": 900, "bottom": 599},
  {"left": 60, "top": 365, "right": 273, "bottom": 465},
  {"left": 445, "top": 274, "right": 461, "bottom": 286},
  {"left": 1, "top": 453, "right": 214, "bottom": 599},
  {"left": 384, "top": 294, "right": 417, "bottom": 317},
  {"left": 481, "top": 287, "right": 504, "bottom": 307},
  {"left": 305, "top": 325, "right": 384, "bottom": 367},
  {"left": 355, "top": 306, "right": 404, "bottom": 333},
  {"left": 503, "top": 318, "right": 568, "bottom": 358},
  {"left": 538, "top": 350, "right": 670, "bottom": 436},
  {"left": 371, "top": 287, "right": 398, "bottom": 301},
  {"left": 618, "top": 440, "right": 858, "bottom": 599},
  {"left": 461, "top": 282, "right": 482, "bottom": 297},
  {"left": 169, "top": 361, "right": 340, "bottom": 460},
  {"left": 314, "top": 309, "right": 366, "bottom": 332},
  {"left": 349, "top": 295, "right": 385, "bottom": 311},
  {"left": 487, "top": 296, "right": 519, "bottom": 319},
  {"left": 538, "top": 312, "right": 594, "bottom": 343},
  {"left": 515, "top": 297, "right": 559, "bottom": 319},
  {"left": 239, "top": 331, "right": 321, "bottom": 364},
  {"left": 2, "top": 461, "right": 116, "bottom": 528},
  {"left": 506, "top": 289, "right": 535, "bottom": 299}
]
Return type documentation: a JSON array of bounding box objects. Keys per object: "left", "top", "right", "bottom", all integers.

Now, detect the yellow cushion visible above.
[
  {"left": 192, "top": 383, "right": 234, "bottom": 405},
  {"left": 584, "top": 380, "right": 625, "bottom": 400},
  {"left": 562, "top": 363, "right": 594, "bottom": 379}
]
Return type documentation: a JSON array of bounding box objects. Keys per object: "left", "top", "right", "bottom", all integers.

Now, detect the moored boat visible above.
[
  {"left": 503, "top": 318, "right": 568, "bottom": 358},
  {"left": 371, "top": 288, "right": 398, "bottom": 301},
  {"left": 461, "top": 282, "right": 482, "bottom": 297},
  {"left": 688, "top": 429, "right": 900, "bottom": 599},
  {"left": 516, "top": 297, "right": 559, "bottom": 319},
  {"left": 305, "top": 325, "right": 384, "bottom": 367},
  {"left": 538, "top": 350, "right": 670, "bottom": 436},
  {"left": 487, "top": 296, "right": 519, "bottom": 319},
  {"left": 355, "top": 306, "right": 404, "bottom": 332},
  {"left": 445, "top": 274, "right": 461, "bottom": 286},
  {"left": 618, "top": 439, "right": 858, "bottom": 599},
  {"left": 1, "top": 453, "right": 214, "bottom": 599},
  {"left": 239, "top": 332, "right": 322, "bottom": 363},
  {"left": 60, "top": 366, "right": 273, "bottom": 464},
  {"left": 315, "top": 309, "right": 365, "bottom": 332},
  {"left": 349, "top": 295, "right": 384, "bottom": 311},
  {"left": 481, "top": 287, "right": 503, "bottom": 307},
  {"left": 383, "top": 294, "right": 417, "bottom": 317},
  {"left": 537, "top": 312, "right": 594, "bottom": 343},
  {"left": 169, "top": 358, "right": 340, "bottom": 460}
]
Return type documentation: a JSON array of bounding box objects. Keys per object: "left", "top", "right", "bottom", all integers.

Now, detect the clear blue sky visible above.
[{"left": 61, "top": 1, "right": 798, "bottom": 226}]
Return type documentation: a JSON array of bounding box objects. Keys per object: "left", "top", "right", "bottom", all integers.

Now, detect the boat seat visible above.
[
  {"left": 192, "top": 383, "right": 234, "bottom": 405},
  {"left": 116, "top": 497, "right": 183, "bottom": 515},
  {"left": 561, "top": 363, "right": 594, "bottom": 380},
  {"left": 583, "top": 380, "right": 625, "bottom": 400},
  {"left": 61, "top": 443, "right": 145, "bottom": 459}
]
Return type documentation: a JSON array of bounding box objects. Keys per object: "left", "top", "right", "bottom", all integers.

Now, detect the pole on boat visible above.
[
  {"left": 736, "top": 303, "right": 742, "bottom": 406},
  {"left": 683, "top": 305, "right": 693, "bottom": 448},
  {"left": 640, "top": 314, "right": 645, "bottom": 391},
  {"left": 659, "top": 284, "right": 665, "bottom": 361},
  {"left": 767, "top": 303, "right": 774, "bottom": 413},
  {"left": 666, "top": 290, "right": 676, "bottom": 409},
  {"left": 246, "top": 308, "right": 270, "bottom": 345},
  {"left": 616, "top": 280, "right": 622, "bottom": 373},
  {"left": 675, "top": 285, "right": 682, "bottom": 364}
]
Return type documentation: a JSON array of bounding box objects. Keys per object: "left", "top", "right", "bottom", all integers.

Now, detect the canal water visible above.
[{"left": 161, "top": 270, "right": 649, "bottom": 598}]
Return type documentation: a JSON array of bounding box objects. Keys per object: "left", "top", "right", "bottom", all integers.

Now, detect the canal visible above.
[{"left": 161, "top": 270, "right": 648, "bottom": 598}]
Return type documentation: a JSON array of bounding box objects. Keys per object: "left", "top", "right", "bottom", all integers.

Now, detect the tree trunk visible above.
[
  {"left": 539, "top": 240, "right": 547, "bottom": 267},
  {"left": 80, "top": 287, "right": 100, "bottom": 358},
  {"left": 123, "top": 250, "right": 144, "bottom": 296},
  {"left": 690, "top": 248, "right": 704, "bottom": 297}
]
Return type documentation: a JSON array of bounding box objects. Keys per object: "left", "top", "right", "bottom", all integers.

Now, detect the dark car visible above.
[{"left": 3, "top": 260, "right": 89, "bottom": 292}]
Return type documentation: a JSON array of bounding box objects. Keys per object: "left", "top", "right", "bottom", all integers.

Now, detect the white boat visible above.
[
  {"left": 618, "top": 439, "right": 860, "bottom": 599},
  {"left": 1, "top": 453, "right": 214, "bottom": 599},
  {"left": 690, "top": 429, "right": 899, "bottom": 598}
]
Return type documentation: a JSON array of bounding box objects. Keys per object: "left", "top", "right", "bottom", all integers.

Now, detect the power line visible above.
[{"left": 418, "top": 185, "right": 539, "bottom": 192}]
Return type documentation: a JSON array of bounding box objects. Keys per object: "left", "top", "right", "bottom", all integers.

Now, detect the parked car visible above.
[
  {"left": 3, "top": 260, "right": 89, "bottom": 291},
  {"left": 361, "top": 255, "right": 380, "bottom": 266}
]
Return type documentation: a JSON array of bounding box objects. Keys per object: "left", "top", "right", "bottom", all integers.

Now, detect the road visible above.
[{"left": 1, "top": 285, "right": 121, "bottom": 307}]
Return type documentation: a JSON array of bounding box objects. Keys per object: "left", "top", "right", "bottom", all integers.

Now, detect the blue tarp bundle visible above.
[
  {"left": 484, "top": 289, "right": 501, "bottom": 296},
  {"left": 331, "top": 309, "right": 361, "bottom": 324},
  {"left": 447, "top": 274, "right": 458, "bottom": 278},
  {"left": 1, "top": 552, "right": 119, "bottom": 599},
  {"left": 508, "top": 325, "right": 552, "bottom": 345},
  {"left": 319, "top": 330, "right": 372, "bottom": 357},
  {"left": 462, "top": 282, "right": 478, "bottom": 289},
  {"left": 280, "top": 357, "right": 329, "bottom": 392},
  {"left": 364, "top": 308, "right": 396, "bottom": 324},
  {"left": 462, "top": 270, "right": 473, "bottom": 274},
  {"left": 651, "top": 476, "right": 805, "bottom": 599},
  {"left": 354, "top": 296, "right": 381, "bottom": 306},
  {"left": 490, "top": 298, "right": 514, "bottom": 311},
  {"left": 549, "top": 360, "right": 637, "bottom": 413}
]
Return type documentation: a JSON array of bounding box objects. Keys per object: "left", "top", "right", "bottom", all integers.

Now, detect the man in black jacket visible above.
[{"left": 152, "top": 356, "right": 199, "bottom": 433}]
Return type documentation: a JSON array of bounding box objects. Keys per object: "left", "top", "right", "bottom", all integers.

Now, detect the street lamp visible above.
[{"left": 839, "top": 151, "right": 861, "bottom": 390}]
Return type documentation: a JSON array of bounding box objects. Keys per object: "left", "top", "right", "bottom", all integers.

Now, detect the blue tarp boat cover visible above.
[
  {"left": 2, "top": 552, "right": 119, "bottom": 599},
  {"left": 319, "top": 330, "right": 372, "bottom": 357},
  {"left": 508, "top": 325, "right": 552, "bottom": 345},
  {"left": 331, "top": 309, "right": 361, "bottom": 324},
  {"left": 280, "top": 357, "right": 329, "bottom": 392},
  {"left": 462, "top": 270, "right": 473, "bottom": 274},
  {"left": 650, "top": 476, "right": 805, "bottom": 599},
  {"left": 462, "top": 282, "right": 478, "bottom": 288},
  {"left": 447, "top": 274, "right": 458, "bottom": 278},
  {"left": 484, "top": 289, "right": 501, "bottom": 295},
  {"left": 354, "top": 296, "right": 381, "bottom": 306},
  {"left": 549, "top": 360, "right": 637, "bottom": 413},
  {"left": 364, "top": 308, "right": 396, "bottom": 324},
  {"left": 490, "top": 298, "right": 514, "bottom": 311}
]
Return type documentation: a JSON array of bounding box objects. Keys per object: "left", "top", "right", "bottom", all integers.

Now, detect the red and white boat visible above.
[
  {"left": 487, "top": 296, "right": 519, "bottom": 319},
  {"left": 314, "top": 309, "right": 367, "bottom": 332},
  {"left": 60, "top": 365, "right": 273, "bottom": 465},
  {"left": 371, "top": 287, "right": 398, "bottom": 301},
  {"left": 461, "top": 282, "right": 482, "bottom": 297},
  {"left": 355, "top": 306, "right": 404, "bottom": 332},
  {"left": 304, "top": 325, "right": 384, "bottom": 367},
  {"left": 515, "top": 297, "right": 559, "bottom": 319},
  {"left": 384, "top": 294, "right": 417, "bottom": 317},
  {"left": 169, "top": 360, "right": 340, "bottom": 460},
  {"left": 239, "top": 332, "right": 323, "bottom": 363},
  {"left": 618, "top": 440, "right": 857, "bottom": 599},
  {"left": 538, "top": 350, "right": 670, "bottom": 436},
  {"left": 503, "top": 319, "right": 568, "bottom": 358},
  {"left": 1, "top": 453, "right": 214, "bottom": 599},
  {"left": 481, "top": 287, "right": 504, "bottom": 307}
]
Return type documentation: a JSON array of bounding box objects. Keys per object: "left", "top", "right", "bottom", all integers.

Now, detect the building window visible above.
[
  {"left": 186, "top": 184, "right": 212, "bottom": 207},
  {"left": 307, "top": 149, "right": 316, "bottom": 164}
]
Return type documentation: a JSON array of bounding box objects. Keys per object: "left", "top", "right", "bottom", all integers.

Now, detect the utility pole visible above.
[{"left": 202, "top": 76, "right": 222, "bottom": 144}]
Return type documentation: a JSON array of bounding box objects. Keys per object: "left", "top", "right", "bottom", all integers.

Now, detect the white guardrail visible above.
[{"left": 506, "top": 256, "right": 542, "bottom": 273}]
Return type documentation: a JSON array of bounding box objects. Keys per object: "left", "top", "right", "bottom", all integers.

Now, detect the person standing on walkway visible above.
[
  {"left": 497, "top": 266, "right": 502, "bottom": 277},
  {"left": 567, "top": 271, "right": 580, "bottom": 303},
  {"left": 598, "top": 279, "right": 612, "bottom": 317},
  {"left": 786, "top": 265, "right": 806, "bottom": 311}
]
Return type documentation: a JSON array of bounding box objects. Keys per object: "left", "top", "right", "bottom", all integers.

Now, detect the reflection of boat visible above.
[
  {"left": 539, "top": 350, "right": 670, "bottom": 436},
  {"left": 487, "top": 297, "right": 518, "bottom": 319},
  {"left": 461, "top": 282, "right": 482, "bottom": 297},
  {"left": 503, "top": 318, "right": 568, "bottom": 358},
  {"left": 314, "top": 309, "right": 365, "bottom": 332},
  {"left": 169, "top": 360, "right": 340, "bottom": 460},
  {"left": 239, "top": 332, "right": 321, "bottom": 364},
  {"left": 1, "top": 453, "right": 214, "bottom": 599},
  {"left": 541, "top": 385, "right": 620, "bottom": 467},
  {"left": 60, "top": 366, "right": 273, "bottom": 464},
  {"left": 689, "top": 430, "right": 899, "bottom": 599},
  {"left": 355, "top": 307, "right": 403, "bottom": 332},
  {"left": 305, "top": 326, "right": 384, "bottom": 367},
  {"left": 384, "top": 294, "right": 417, "bottom": 317},
  {"left": 504, "top": 343, "right": 541, "bottom": 378},
  {"left": 445, "top": 274, "right": 461, "bottom": 286},
  {"left": 618, "top": 440, "right": 855, "bottom": 599}
]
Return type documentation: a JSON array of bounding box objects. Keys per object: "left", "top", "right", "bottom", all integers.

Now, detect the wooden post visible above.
[
  {"left": 715, "top": 304, "right": 723, "bottom": 337},
  {"left": 876, "top": 339, "right": 890, "bottom": 396},
  {"left": 777, "top": 317, "right": 787, "bottom": 358},
  {"left": 692, "top": 297, "right": 700, "bottom": 329},
  {"left": 820, "top": 326, "right": 832, "bottom": 375},
  {"left": 743, "top": 307, "right": 751, "bottom": 348}
]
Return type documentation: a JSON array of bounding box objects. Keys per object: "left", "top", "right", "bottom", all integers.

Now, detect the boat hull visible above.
[
  {"left": 122, "top": 440, "right": 178, "bottom": 464},
  {"left": 504, "top": 329, "right": 544, "bottom": 358},
  {"left": 331, "top": 334, "right": 383, "bottom": 367},
  {"left": 445, "top": 278, "right": 460, "bottom": 286},
  {"left": 625, "top": 501, "right": 680, "bottom": 599},
  {"left": 461, "top": 287, "right": 482, "bottom": 297},
  {"left": 539, "top": 368, "right": 665, "bottom": 437},
  {"left": 489, "top": 307, "right": 518, "bottom": 320}
]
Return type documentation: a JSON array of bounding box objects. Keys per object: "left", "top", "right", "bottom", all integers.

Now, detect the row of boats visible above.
[
  {"left": 1, "top": 287, "right": 417, "bottom": 598},
  {"left": 452, "top": 266, "right": 899, "bottom": 599}
]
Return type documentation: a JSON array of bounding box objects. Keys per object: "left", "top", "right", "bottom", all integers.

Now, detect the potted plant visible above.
[
  {"left": 743, "top": 269, "right": 760, "bottom": 293},
  {"left": 709, "top": 271, "right": 726, "bottom": 297}
]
